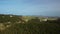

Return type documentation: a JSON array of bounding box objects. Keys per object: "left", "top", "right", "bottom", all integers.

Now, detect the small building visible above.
[
  {"left": 40, "top": 19, "right": 48, "bottom": 22},
  {"left": 10, "top": 15, "right": 13, "bottom": 17}
]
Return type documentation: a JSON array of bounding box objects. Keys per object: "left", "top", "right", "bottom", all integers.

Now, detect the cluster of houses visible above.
[{"left": 21, "top": 16, "right": 57, "bottom": 22}]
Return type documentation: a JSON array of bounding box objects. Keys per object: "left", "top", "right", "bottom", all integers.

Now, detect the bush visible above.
[{"left": 1, "top": 21, "right": 60, "bottom": 34}]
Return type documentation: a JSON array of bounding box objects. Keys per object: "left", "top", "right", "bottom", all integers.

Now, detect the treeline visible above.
[{"left": 0, "top": 14, "right": 22, "bottom": 23}]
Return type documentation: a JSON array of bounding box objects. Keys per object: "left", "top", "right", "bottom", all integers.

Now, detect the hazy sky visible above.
[{"left": 0, "top": 0, "right": 60, "bottom": 16}]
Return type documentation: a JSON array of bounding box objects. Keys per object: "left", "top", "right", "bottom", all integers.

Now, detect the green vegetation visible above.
[
  {"left": 0, "top": 14, "right": 60, "bottom": 34},
  {"left": 0, "top": 14, "right": 21, "bottom": 23}
]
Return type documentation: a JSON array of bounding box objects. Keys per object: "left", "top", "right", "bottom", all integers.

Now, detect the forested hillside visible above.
[{"left": 0, "top": 14, "right": 60, "bottom": 34}]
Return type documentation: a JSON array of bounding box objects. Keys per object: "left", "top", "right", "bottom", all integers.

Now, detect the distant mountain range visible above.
[{"left": 0, "top": 14, "right": 60, "bottom": 18}]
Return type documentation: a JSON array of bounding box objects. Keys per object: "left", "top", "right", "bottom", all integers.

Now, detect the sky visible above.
[{"left": 0, "top": 0, "right": 60, "bottom": 17}]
